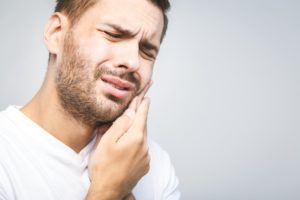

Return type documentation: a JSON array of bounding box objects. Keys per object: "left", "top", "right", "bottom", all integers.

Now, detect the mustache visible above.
[{"left": 94, "top": 66, "right": 141, "bottom": 91}]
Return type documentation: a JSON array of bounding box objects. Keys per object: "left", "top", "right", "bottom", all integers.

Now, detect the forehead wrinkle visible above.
[
  {"left": 96, "top": 0, "right": 164, "bottom": 41},
  {"left": 79, "top": 0, "right": 164, "bottom": 51},
  {"left": 103, "top": 22, "right": 140, "bottom": 37},
  {"left": 139, "top": 7, "right": 163, "bottom": 38}
]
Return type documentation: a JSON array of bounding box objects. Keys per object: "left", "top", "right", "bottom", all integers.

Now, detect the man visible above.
[{"left": 0, "top": 0, "right": 180, "bottom": 199}]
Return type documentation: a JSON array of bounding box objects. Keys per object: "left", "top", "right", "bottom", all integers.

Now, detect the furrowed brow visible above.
[
  {"left": 104, "top": 23, "right": 138, "bottom": 37},
  {"left": 103, "top": 23, "right": 159, "bottom": 54}
]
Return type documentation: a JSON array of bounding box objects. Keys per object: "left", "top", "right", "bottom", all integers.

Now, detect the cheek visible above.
[
  {"left": 79, "top": 37, "right": 112, "bottom": 64},
  {"left": 139, "top": 62, "right": 154, "bottom": 88}
]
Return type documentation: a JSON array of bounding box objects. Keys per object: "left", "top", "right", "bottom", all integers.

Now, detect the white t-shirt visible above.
[{"left": 0, "top": 106, "right": 180, "bottom": 200}]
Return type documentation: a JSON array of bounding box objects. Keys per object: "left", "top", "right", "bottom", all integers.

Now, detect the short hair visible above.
[{"left": 55, "top": 0, "right": 170, "bottom": 41}]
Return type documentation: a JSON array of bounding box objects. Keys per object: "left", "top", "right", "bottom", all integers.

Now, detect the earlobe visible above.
[{"left": 44, "top": 12, "right": 69, "bottom": 55}]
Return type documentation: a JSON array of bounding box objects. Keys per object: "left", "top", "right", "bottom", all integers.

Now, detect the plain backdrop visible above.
[{"left": 0, "top": 0, "right": 299, "bottom": 199}]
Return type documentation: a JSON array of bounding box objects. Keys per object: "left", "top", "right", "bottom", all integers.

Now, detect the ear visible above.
[{"left": 44, "top": 12, "right": 69, "bottom": 55}]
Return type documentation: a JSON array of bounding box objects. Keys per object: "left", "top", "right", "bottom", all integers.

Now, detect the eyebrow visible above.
[
  {"left": 104, "top": 23, "right": 138, "bottom": 37},
  {"left": 104, "top": 22, "right": 159, "bottom": 55}
]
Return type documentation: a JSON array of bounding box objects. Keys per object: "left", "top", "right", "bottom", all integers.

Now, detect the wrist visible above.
[{"left": 86, "top": 179, "right": 124, "bottom": 200}]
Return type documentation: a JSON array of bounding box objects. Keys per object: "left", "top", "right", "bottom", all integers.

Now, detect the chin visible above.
[{"left": 93, "top": 95, "right": 129, "bottom": 123}]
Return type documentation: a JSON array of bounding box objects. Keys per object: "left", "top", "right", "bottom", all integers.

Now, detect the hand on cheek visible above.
[{"left": 87, "top": 81, "right": 152, "bottom": 199}]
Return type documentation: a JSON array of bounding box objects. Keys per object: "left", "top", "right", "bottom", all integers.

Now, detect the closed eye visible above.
[
  {"left": 141, "top": 49, "right": 156, "bottom": 60},
  {"left": 103, "top": 31, "right": 123, "bottom": 39},
  {"left": 140, "top": 41, "right": 158, "bottom": 61}
]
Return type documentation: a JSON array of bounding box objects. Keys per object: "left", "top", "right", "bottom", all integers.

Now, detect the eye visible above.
[
  {"left": 141, "top": 50, "right": 156, "bottom": 60},
  {"left": 103, "top": 31, "right": 122, "bottom": 39}
]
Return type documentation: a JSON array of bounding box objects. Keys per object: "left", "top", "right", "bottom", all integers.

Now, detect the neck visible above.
[{"left": 21, "top": 69, "right": 97, "bottom": 153}]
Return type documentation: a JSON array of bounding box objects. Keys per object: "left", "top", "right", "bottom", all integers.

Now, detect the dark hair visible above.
[{"left": 55, "top": 0, "right": 170, "bottom": 41}]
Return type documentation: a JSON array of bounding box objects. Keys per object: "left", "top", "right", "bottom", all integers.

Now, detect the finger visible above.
[
  {"left": 102, "top": 97, "right": 138, "bottom": 142},
  {"left": 125, "top": 97, "right": 138, "bottom": 117},
  {"left": 137, "top": 80, "right": 152, "bottom": 106},
  {"left": 105, "top": 106, "right": 136, "bottom": 142},
  {"left": 129, "top": 97, "right": 150, "bottom": 134}
]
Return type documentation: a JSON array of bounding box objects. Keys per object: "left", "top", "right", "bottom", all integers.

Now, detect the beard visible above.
[{"left": 55, "top": 31, "right": 140, "bottom": 125}]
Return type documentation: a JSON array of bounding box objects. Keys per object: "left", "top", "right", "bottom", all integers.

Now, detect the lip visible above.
[
  {"left": 101, "top": 75, "right": 134, "bottom": 90},
  {"left": 101, "top": 75, "right": 134, "bottom": 99}
]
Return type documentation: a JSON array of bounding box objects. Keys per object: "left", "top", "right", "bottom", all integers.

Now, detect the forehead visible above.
[{"left": 79, "top": 0, "right": 164, "bottom": 43}]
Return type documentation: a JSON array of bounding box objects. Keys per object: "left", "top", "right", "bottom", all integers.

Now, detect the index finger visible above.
[
  {"left": 102, "top": 98, "right": 138, "bottom": 142},
  {"left": 129, "top": 97, "right": 150, "bottom": 134},
  {"left": 137, "top": 80, "right": 153, "bottom": 106}
]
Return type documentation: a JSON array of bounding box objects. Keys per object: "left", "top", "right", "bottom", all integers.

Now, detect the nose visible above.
[{"left": 113, "top": 41, "right": 140, "bottom": 72}]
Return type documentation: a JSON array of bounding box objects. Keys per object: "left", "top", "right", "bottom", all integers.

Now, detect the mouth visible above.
[{"left": 101, "top": 75, "right": 134, "bottom": 99}]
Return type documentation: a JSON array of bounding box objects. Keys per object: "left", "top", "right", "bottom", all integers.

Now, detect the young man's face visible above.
[{"left": 55, "top": 0, "right": 164, "bottom": 124}]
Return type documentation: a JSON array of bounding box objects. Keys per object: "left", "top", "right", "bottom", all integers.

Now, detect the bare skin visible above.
[
  {"left": 87, "top": 83, "right": 151, "bottom": 200},
  {"left": 87, "top": 100, "right": 150, "bottom": 199},
  {"left": 21, "top": 0, "right": 163, "bottom": 198}
]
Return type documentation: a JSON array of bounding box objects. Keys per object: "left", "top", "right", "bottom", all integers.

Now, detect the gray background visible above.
[{"left": 0, "top": 0, "right": 299, "bottom": 199}]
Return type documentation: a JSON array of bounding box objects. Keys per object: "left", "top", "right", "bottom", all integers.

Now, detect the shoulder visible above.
[
  {"left": 0, "top": 108, "right": 16, "bottom": 200},
  {"left": 0, "top": 106, "right": 21, "bottom": 149},
  {"left": 0, "top": 106, "right": 27, "bottom": 172},
  {"left": 0, "top": 107, "right": 14, "bottom": 147},
  {"left": 148, "top": 138, "right": 168, "bottom": 159},
  {"left": 147, "top": 139, "right": 181, "bottom": 199},
  {"left": 0, "top": 166, "right": 12, "bottom": 200},
  {"left": 133, "top": 138, "right": 181, "bottom": 199},
  {"left": 148, "top": 138, "right": 175, "bottom": 170},
  {"left": 0, "top": 106, "right": 19, "bottom": 135}
]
